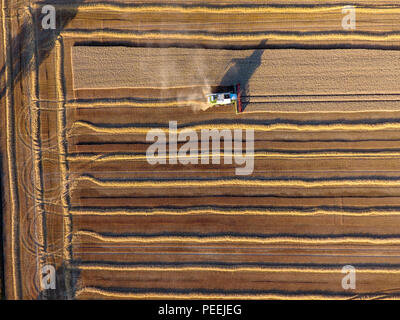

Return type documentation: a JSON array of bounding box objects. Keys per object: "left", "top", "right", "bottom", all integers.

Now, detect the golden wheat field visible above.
[{"left": 4, "top": 0, "right": 400, "bottom": 300}]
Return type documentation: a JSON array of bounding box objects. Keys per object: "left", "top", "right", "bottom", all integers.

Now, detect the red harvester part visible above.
[{"left": 237, "top": 84, "right": 242, "bottom": 113}]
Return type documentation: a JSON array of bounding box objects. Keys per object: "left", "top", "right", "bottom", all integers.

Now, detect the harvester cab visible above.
[{"left": 206, "top": 84, "right": 243, "bottom": 113}]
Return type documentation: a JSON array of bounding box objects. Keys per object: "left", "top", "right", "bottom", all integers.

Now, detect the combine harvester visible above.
[{"left": 206, "top": 84, "right": 243, "bottom": 113}]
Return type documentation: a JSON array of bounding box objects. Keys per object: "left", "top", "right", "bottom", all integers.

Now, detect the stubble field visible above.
[{"left": 3, "top": 0, "right": 400, "bottom": 299}]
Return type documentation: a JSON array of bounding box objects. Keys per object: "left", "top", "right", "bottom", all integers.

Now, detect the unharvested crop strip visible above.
[
  {"left": 55, "top": 37, "right": 73, "bottom": 298},
  {"left": 69, "top": 208, "right": 400, "bottom": 217},
  {"left": 2, "top": 0, "right": 20, "bottom": 300},
  {"left": 69, "top": 120, "right": 400, "bottom": 134},
  {"left": 61, "top": 30, "right": 400, "bottom": 43},
  {"left": 66, "top": 151, "right": 400, "bottom": 162},
  {"left": 26, "top": 8, "right": 47, "bottom": 296},
  {"left": 74, "top": 175, "right": 400, "bottom": 189},
  {"left": 75, "top": 287, "right": 345, "bottom": 300},
  {"left": 74, "top": 264, "right": 400, "bottom": 275},
  {"left": 74, "top": 230, "right": 400, "bottom": 246},
  {"left": 66, "top": 102, "right": 400, "bottom": 114},
  {"left": 56, "top": 38, "right": 70, "bottom": 261},
  {"left": 38, "top": 3, "right": 400, "bottom": 15}
]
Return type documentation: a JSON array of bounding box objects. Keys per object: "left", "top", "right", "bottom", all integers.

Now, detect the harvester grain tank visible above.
[{"left": 206, "top": 84, "right": 243, "bottom": 113}]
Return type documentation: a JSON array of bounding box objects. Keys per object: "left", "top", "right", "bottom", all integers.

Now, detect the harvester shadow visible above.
[{"left": 216, "top": 39, "right": 267, "bottom": 112}]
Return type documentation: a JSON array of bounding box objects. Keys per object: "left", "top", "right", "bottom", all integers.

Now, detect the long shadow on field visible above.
[
  {"left": 216, "top": 39, "right": 267, "bottom": 112},
  {"left": 0, "top": 155, "right": 5, "bottom": 299},
  {"left": 36, "top": 263, "right": 80, "bottom": 300},
  {"left": 1, "top": 0, "right": 85, "bottom": 300},
  {"left": 0, "top": 0, "right": 85, "bottom": 101}
]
